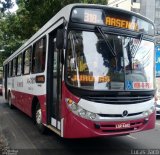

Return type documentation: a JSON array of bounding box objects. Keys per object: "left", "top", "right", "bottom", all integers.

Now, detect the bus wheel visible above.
[
  {"left": 8, "top": 92, "right": 13, "bottom": 109},
  {"left": 35, "top": 103, "right": 46, "bottom": 134}
]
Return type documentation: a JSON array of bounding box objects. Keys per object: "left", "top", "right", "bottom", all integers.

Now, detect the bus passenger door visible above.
[{"left": 47, "top": 34, "right": 62, "bottom": 131}]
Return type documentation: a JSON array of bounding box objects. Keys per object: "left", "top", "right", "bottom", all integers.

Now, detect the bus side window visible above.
[
  {"left": 17, "top": 54, "right": 22, "bottom": 76},
  {"left": 32, "top": 37, "right": 46, "bottom": 73},
  {"left": 11, "top": 60, "right": 14, "bottom": 77},
  {"left": 13, "top": 58, "right": 17, "bottom": 76},
  {"left": 23, "top": 48, "right": 31, "bottom": 75}
]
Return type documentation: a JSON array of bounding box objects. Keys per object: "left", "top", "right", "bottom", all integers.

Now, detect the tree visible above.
[
  {"left": 0, "top": 11, "right": 26, "bottom": 66},
  {"left": 0, "top": 0, "right": 108, "bottom": 66},
  {"left": 17, "top": 0, "right": 108, "bottom": 35}
]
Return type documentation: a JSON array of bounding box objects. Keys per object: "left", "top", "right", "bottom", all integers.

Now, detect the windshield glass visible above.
[{"left": 66, "top": 30, "right": 154, "bottom": 91}]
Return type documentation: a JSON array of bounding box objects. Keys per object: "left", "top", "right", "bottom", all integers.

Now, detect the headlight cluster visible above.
[
  {"left": 143, "top": 106, "right": 155, "bottom": 117},
  {"left": 65, "top": 98, "right": 97, "bottom": 120}
]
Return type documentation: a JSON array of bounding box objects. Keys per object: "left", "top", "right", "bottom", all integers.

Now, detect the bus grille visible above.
[
  {"left": 83, "top": 95, "right": 153, "bottom": 104},
  {"left": 98, "top": 112, "right": 143, "bottom": 117}
]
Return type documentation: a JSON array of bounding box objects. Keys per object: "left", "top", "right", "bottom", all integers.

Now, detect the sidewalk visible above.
[{"left": 0, "top": 134, "right": 9, "bottom": 154}]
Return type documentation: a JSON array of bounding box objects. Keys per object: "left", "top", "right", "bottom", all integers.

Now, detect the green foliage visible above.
[
  {"left": 0, "top": 0, "right": 14, "bottom": 66},
  {"left": 0, "top": 0, "right": 108, "bottom": 67},
  {"left": 0, "top": 12, "right": 25, "bottom": 66},
  {"left": 17, "top": 0, "right": 107, "bottom": 34}
]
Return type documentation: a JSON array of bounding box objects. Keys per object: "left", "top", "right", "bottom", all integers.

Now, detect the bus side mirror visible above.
[{"left": 56, "top": 29, "right": 66, "bottom": 50}]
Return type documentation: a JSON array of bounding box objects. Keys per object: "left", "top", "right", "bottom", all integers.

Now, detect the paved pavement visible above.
[{"left": 0, "top": 96, "right": 160, "bottom": 155}]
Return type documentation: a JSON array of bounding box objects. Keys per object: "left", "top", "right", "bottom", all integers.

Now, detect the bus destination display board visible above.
[{"left": 71, "top": 7, "right": 154, "bottom": 35}]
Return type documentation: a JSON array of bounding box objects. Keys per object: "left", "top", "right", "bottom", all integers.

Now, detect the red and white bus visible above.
[{"left": 3, "top": 4, "right": 156, "bottom": 138}]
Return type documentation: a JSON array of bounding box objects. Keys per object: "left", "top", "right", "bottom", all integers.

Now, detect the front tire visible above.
[{"left": 35, "top": 103, "right": 46, "bottom": 134}]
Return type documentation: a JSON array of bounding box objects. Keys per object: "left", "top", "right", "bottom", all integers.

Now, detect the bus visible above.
[{"left": 2, "top": 4, "right": 156, "bottom": 138}]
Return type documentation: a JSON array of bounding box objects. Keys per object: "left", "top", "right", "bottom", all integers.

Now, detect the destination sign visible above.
[
  {"left": 105, "top": 17, "right": 139, "bottom": 31},
  {"left": 71, "top": 7, "right": 154, "bottom": 35},
  {"left": 71, "top": 75, "right": 110, "bottom": 83}
]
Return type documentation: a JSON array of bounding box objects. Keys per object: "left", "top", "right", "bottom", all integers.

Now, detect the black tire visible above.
[
  {"left": 8, "top": 92, "right": 14, "bottom": 109},
  {"left": 35, "top": 103, "right": 46, "bottom": 134}
]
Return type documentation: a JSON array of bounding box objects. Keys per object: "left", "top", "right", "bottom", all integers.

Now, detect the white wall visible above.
[{"left": 108, "top": 0, "right": 132, "bottom": 11}]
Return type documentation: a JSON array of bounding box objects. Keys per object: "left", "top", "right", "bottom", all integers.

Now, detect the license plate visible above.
[{"left": 115, "top": 123, "right": 130, "bottom": 129}]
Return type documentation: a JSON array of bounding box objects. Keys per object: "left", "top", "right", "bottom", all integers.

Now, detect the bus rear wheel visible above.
[{"left": 35, "top": 103, "right": 46, "bottom": 134}]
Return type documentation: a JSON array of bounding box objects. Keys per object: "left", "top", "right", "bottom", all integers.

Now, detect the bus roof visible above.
[{"left": 3, "top": 3, "right": 154, "bottom": 65}]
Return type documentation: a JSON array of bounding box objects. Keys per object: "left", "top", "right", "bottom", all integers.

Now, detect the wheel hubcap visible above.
[
  {"left": 36, "top": 109, "right": 42, "bottom": 124},
  {"left": 9, "top": 97, "right": 11, "bottom": 106}
]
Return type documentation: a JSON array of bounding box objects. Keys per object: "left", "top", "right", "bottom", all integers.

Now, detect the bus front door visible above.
[{"left": 47, "top": 34, "right": 62, "bottom": 131}]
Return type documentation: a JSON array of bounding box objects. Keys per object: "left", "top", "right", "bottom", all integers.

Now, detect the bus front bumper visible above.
[{"left": 63, "top": 111, "right": 156, "bottom": 138}]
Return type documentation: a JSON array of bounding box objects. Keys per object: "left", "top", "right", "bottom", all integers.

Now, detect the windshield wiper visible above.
[
  {"left": 130, "top": 33, "right": 144, "bottom": 58},
  {"left": 96, "top": 26, "right": 117, "bottom": 57}
]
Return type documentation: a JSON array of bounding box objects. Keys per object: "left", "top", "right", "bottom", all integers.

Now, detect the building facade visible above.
[
  {"left": 107, "top": 0, "right": 140, "bottom": 12},
  {"left": 108, "top": 0, "right": 160, "bottom": 42},
  {"left": 107, "top": 0, "right": 132, "bottom": 11}
]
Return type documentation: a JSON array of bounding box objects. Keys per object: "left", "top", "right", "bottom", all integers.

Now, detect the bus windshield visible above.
[{"left": 66, "top": 30, "right": 154, "bottom": 91}]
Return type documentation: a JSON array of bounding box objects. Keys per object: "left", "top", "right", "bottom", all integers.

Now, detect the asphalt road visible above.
[{"left": 0, "top": 96, "right": 160, "bottom": 155}]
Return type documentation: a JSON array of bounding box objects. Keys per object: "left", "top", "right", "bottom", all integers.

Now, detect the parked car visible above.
[
  {"left": 156, "top": 102, "right": 160, "bottom": 116},
  {"left": 156, "top": 93, "right": 160, "bottom": 116},
  {"left": 155, "top": 87, "right": 160, "bottom": 116}
]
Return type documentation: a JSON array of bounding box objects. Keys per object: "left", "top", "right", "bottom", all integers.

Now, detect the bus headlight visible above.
[
  {"left": 79, "top": 109, "right": 86, "bottom": 117},
  {"left": 70, "top": 103, "right": 78, "bottom": 111},
  {"left": 143, "top": 111, "right": 149, "bottom": 117},
  {"left": 148, "top": 106, "right": 155, "bottom": 114},
  {"left": 87, "top": 112, "right": 97, "bottom": 120},
  {"left": 65, "top": 98, "right": 97, "bottom": 120},
  {"left": 143, "top": 106, "right": 155, "bottom": 117}
]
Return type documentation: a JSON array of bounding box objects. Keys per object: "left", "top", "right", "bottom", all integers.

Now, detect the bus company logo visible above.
[
  {"left": 27, "top": 77, "right": 36, "bottom": 84},
  {"left": 17, "top": 81, "right": 23, "bottom": 87},
  {"left": 122, "top": 110, "right": 128, "bottom": 117}
]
